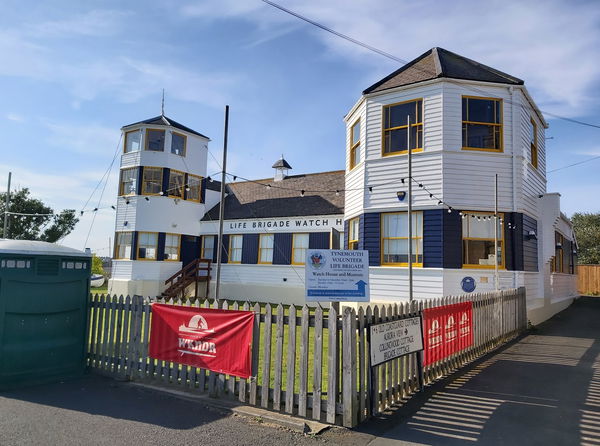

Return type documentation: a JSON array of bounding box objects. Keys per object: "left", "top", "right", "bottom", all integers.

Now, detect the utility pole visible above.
[
  {"left": 494, "top": 174, "right": 499, "bottom": 291},
  {"left": 3, "top": 172, "right": 11, "bottom": 239},
  {"left": 215, "top": 105, "right": 229, "bottom": 302},
  {"left": 407, "top": 116, "right": 413, "bottom": 302}
]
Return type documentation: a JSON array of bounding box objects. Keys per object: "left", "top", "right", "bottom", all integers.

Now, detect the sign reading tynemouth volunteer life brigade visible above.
[
  {"left": 305, "top": 249, "right": 369, "bottom": 302},
  {"left": 149, "top": 304, "right": 254, "bottom": 378},
  {"left": 422, "top": 302, "right": 473, "bottom": 366},
  {"left": 370, "top": 316, "right": 423, "bottom": 366}
]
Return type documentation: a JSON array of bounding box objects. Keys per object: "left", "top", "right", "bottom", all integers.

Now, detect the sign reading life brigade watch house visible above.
[{"left": 305, "top": 249, "right": 370, "bottom": 302}]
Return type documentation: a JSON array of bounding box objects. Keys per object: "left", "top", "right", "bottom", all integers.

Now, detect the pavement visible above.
[{"left": 1, "top": 297, "right": 598, "bottom": 446}]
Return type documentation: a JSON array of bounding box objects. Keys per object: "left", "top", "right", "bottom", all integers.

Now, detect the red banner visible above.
[
  {"left": 149, "top": 304, "right": 254, "bottom": 378},
  {"left": 423, "top": 302, "right": 473, "bottom": 366}
]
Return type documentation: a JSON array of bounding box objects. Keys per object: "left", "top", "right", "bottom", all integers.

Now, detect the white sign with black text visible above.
[{"left": 369, "top": 316, "right": 424, "bottom": 366}]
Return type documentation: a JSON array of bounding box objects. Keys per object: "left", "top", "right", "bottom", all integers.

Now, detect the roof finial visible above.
[{"left": 161, "top": 88, "right": 165, "bottom": 116}]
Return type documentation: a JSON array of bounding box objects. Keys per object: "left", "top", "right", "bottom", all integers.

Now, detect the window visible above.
[
  {"left": 462, "top": 212, "right": 503, "bottom": 268},
  {"left": 201, "top": 236, "right": 215, "bottom": 260},
  {"left": 258, "top": 234, "right": 274, "bottom": 264},
  {"left": 119, "top": 168, "right": 138, "bottom": 196},
  {"left": 137, "top": 232, "right": 158, "bottom": 260},
  {"left": 171, "top": 132, "right": 186, "bottom": 156},
  {"left": 382, "top": 99, "right": 423, "bottom": 155},
  {"left": 186, "top": 174, "right": 202, "bottom": 202},
  {"left": 348, "top": 218, "right": 359, "bottom": 250},
  {"left": 228, "top": 235, "right": 242, "bottom": 263},
  {"left": 530, "top": 118, "right": 538, "bottom": 168},
  {"left": 124, "top": 130, "right": 141, "bottom": 153},
  {"left": 142, "top": 167, "right": 163, "bottom": 195},
  {"left": 169, "top": 169, "right": 185, "bottom": 198},
  {"left": 292, "top": 233, "right": 309, "bottom": 265},
  {"left": 381, "top": 212, "right": 423, "bottom": 265},
  {"left": 350, "top": 119, "right": 360, "bottom": 169},
  {"left": 552, "top": 232, "right": 564, "bottom": 273},
  {"left": 462, "top": 97, "right": 502, "bottom": 151},
  {"left": 145, "top": 129, "right": 165, "bottom": 151},
  {"left": 114, "top": 232, "right": 133, "bottom": 259},
  {"left": 164, "top": 233, "right": 180, "bottom": 261}
]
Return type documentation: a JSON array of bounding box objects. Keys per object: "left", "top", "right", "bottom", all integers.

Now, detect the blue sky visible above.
[{"left": 1, "top": 0, "right": 599, "bottom": 255}]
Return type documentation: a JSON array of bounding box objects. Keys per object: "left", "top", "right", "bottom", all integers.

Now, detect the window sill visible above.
[
  {"left": 463, "top": 264, "right": 506, "bottom": 270},
  {"left": 382, "top": 148, "right": 424, "bottom": 157},
  {"left": 461, "top": 147, "right": 504, "bottom": 153}
]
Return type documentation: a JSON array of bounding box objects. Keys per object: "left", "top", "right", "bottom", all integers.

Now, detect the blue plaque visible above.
[{"left": 461, "top": 276, "right": 476, "bottom": 293}]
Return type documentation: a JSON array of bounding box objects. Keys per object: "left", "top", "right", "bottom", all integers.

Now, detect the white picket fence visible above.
[{"left": 86, "top": 287, "right": 527, "bottom": 427}]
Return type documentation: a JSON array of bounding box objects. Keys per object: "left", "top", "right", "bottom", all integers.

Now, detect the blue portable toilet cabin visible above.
[{"left": 0, "top": 239, "right": 91, "bottom": 389}]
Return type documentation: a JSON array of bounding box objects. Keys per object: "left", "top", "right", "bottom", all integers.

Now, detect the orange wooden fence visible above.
[{"left": 578, "top": 265, "right": 600, "bottom": 295}]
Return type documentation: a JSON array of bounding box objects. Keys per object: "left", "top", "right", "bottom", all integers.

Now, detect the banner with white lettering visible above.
[
  {"left": 422, "top": 302, "right": 473, "bottom": 366},
  {"left": 149, "top": 304, "right": 254, "bottom": 378}
]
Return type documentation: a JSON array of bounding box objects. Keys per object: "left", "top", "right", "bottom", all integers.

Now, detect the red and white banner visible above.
[
  {"left": 423, "top": 302, "right": 473, "bottom": 366},
  {"left": 149, "top": 304, "right": 254, "bottom": 379}
]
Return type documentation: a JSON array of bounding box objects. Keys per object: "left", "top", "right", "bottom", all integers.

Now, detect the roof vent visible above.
[{"left": 272, "top": 155, "right": 292, "bottom": 182}]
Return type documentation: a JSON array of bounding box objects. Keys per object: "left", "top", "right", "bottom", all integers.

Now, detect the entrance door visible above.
[{"left": 180, "top": 235, "right": 200, "bottom": 267}]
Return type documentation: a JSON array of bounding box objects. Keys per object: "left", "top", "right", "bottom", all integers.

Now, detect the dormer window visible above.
[
  {"left": 124, "top": 130, "right": 141, "bottom": 153},
  {"left": 145, "top": 129, "right": 165, "bottom": 151},
  {"left": 382, "top": 99, "right": 423, "bottom": 156},
  {"left": 462, "top": 97, "right": 502, "bottom": 151},
  {"left": 171, "top": 132, "right": 186, "bottom": 156}
]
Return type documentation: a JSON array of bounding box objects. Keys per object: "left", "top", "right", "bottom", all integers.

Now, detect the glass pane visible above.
[
  {"left": 352, "top": 146, "right": 360, "bottom": 166},
  {"left": 383, "top": 238, "right": 408, "bottom": 264},
  {"left": 169, "top": 172, "right": 184, "bottom": 197},
  {"left": 293, "top": 248, "right": 306, "bottom": 264},
  {"left": 384, "top": 128, "right": 407, "bottom": 153},
  {"left": 187, "top": 176, "right": 201, "bottom": 201},
  {"left": 466, "top": 98, "right": 499, "bottom": 124},
  {"left": 295, "top": 234, "right": 308, "bottom": 248},
  {"left": 351, "top": 121, "right": 360, "bottom": 146},
  {"left": 261, "top": 235, "right": 274, "bottom": 249},
  {"left": 386, "top": 101, "right": 418, "bottom": 128},
  {"left": 204, "top": 237, "right": 214, "bottom": 250},
  {"left": 125, "top": 131, "right": 141, "bottom": 153},
  {"left": 464, "top": 123, "right": 497, "bottom": 149},
  {"left": 146, "top": 130, "right": 165, "bottom": 151},
  {"left": 463, "top": 240, "right": 501, "bottom": 265},
  {"left": 171, "top": 133, "right": 185, "bottom": 155},
  {"left": 143, "top": 168, "right": 162, "bottom": 194},
  {"left": 383, "top": 213, "right": 408, "bottom": 238}
]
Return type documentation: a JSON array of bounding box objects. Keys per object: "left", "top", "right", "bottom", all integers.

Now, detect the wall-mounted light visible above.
[
  {"left": 527, "top": 230, "right": 537, "bottom": 240},
  {"left": 556, "top": 242, "right": 563, "bottom": 249},
  {"left": 144, "top": 197, "right": 149, "bottom": 201},
  {"left": 123, "top": 221, "right": 128, "bottom": 226},
  {"left": 396, "top": 191, "right": 406, "bottom": 202}
]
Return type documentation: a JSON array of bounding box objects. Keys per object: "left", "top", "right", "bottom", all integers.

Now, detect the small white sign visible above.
[
  {"left": 369, "top": 316, "right": 423, "bottom": 366},
  {"left": 305, "top": 249, "right": 369, "bottom": 302}
]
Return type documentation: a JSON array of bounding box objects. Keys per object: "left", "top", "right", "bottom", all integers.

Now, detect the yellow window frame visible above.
[
  {"left": 124, "top": 129, "right": 141, "bottom": 153},
  {"left": 164, "top": 233, "right": 181, "bottom": 261},
  {"left": 348, "top": 217, "right": 359, "bottom": 250},
  {"left": 552, "top": 232, "right": 564, "bottom": 273},
  {"left": 114, "top": 231, "right": 133, "bottom": 259},
  {"left": 380, "top": 211, "right": 423, "bottom": 267},
  {"left": 349, "top": 118, "right": 360, "bottom": 170},
  {"left": 145, "top": 128, "right": 165, "bottom": 151},
  {"left": 228, "top": 234, "right": 242, "bottom": 264},
  {"left": 168, "top": 169, "right": 185, "bottom": 198},
  {"left": 119, "top": 167, "right": 138, "bottom": 196},
  {"left": 137, "top": 231, "right": 158, "bottom": 261},
  {"left": 141, "top": 166, "right": 163, "bottom": 196},
  {"left": 258, "top": 234, "right": 274, "bottom": 265},
  {"left": 291, "top": 233, "right": 309, "bottom": 265},
  {"left": 381, "top": 98, "right": 424, "bottom": 157},
  {"left": 462, "top": 211, "right": 505, "bottom": 269},
  {"left": 201, "top": 235, "right": 214, "bottom": 260},
  {"left": 171, "top": 131, "right": 187, "bottom": 156},
  {"left": 530, "top": 118, "right": 538, "bottom": 169},
  {"left": 462, "top": 96, "right": 503, "bottom": 152},
  {"left": 186, "top": 173, "right": 202, "bottom": 203}
]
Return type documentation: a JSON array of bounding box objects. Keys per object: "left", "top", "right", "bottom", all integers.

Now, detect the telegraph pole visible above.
[
  {"left": 3, "top": 172, "right": 11, "bottom": 239},
  {"left": 494, "top": 174, "right": 499, "bottom": 290},
  {"left": 407, "top": 116, "right": 413, "bottom": 302},
  {"left": 215, "top": 106, "right": 229, "bottom": 301}
]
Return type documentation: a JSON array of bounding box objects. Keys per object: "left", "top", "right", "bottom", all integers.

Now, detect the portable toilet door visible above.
[{"left": 0, "top": 239, "right": 91, "bottom": 390}]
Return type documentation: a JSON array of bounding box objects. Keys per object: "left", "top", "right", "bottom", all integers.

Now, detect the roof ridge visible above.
[
  {"left": 229, "top": 169, "right": 345, "bottom": 185},
  {"left": 436, "top": 47, "right": 523, "bottom": 84}
]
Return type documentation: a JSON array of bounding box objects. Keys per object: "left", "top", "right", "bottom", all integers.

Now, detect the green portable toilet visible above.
[{"left": 0, "top": 239, "right": 91, "bottom": 390}]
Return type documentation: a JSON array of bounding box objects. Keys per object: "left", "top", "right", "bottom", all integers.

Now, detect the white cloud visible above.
[
  {"left": 26, "top": 10, "right": 132, "bottom": 38},
  {"left": 43, "top": 120, "right": 120, "bottom": 156},
  {"left": 6, "top": 113, "right": 24, "bottom": 122}
]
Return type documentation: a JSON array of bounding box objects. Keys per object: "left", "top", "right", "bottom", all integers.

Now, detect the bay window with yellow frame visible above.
[
  {"left": 462, "top": 212, "right": 503, "bottom": 268},
  {"left": 186, "top": 174, "right": 202, "bottom": 202},
  {"left": 349, "top": 119, "right": 360, "bottom": 169},
  {"left": 137, "top": 232, "right": 158, "bottom": 260},
  {"left": 142, "top": 167, "right": 163, "bottom": 195},
  {"left": 348, "top": 217, "right": 359, "bottom": 250},
  {"left": 381, "top": 212, "right": 423, "bottom": 266},
  {"left": 382, "top": 99, "right": 423, "bottom": 156},
  {"left": 462, "top": 96, "right": 503, "bottom": 151},
  {"left": 168, "top": 169, "right": 185, "bottom": 198}
]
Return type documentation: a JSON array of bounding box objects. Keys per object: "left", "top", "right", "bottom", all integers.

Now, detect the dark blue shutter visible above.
[
  {"left": 522, "top": 214, "right": 538, "bottom": 272},
  {"left": 131, "top": 231, "right": 138, "bottom": 260},
  {"left": 423, "top": 209, "right": 443, "bottom": 268},
  {"left": 136, "top": 166, "right": 143, "bottom": 195},
  {"left": 273, "top": 233, "right": 292, "bottom": 265},
  {"left": 443, "top": 210, "right": 462, "bottom": 269},
  {"left": 183, "top": 173, "right": 188, "bottom": 200},
  {"left": 242, "top": 234, "right": 259, "bottom": 264},
  {"left": 162, "top": 168, "right": 170, "bottom": 195},
  {"left": 220, "top": 234, "right": 229, "bottom": 264},
  {"left": 157, "top": 232, "right": 166, "bottom": 261},
  {"left": 309, "top": 232, "right": 330, "bottom": 249},
  {"left": 505, "top": 213, "right": 524, "bottom": 271},
  {"left": 200, "top": 178, "right": 207, "bottom": 203},
  {"left": 211, "top": 235, "right": 218, "bottom": 263},
  {"left": 344, "top": 220, "right": 349, "bottom": 250},
  {"left": 362, "top": 213, "right": 380, "bottom": 266}
]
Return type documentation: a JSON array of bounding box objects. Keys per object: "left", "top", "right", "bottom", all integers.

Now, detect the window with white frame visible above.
[
  {"left": 292, "top": 233, "right": 309, "bottom": 265},
  {"left": 258, "top": 234, "right": 274, "bottom": 264},
  {"left": 228, "top": 235, "right": 242, "bottom": 263},
  {"left": 201, "top": 236, "right": 214, "bottom": 260},
  {"left": 381, "top": 212, "right": 423, "bottom": 265}
]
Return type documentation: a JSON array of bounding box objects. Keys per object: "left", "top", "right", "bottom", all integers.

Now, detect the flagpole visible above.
[
  {"left": 215, "top": 105, "right": 229, "bottom": 302},
  {"left": 407, "top": 116, "right": 413, "bottom": 302}
]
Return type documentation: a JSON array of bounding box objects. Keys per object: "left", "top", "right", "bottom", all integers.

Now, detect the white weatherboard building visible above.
[{"left": 109, "top": 48, "right": 578, "bottom": 324}]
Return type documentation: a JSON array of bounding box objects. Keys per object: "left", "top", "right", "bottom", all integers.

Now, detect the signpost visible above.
[
  {"left": 305, "top": 249, "right": 370, "bottom": 302},
  {"left": 369, "top": 316, "right": 423, "bottom": 366}
]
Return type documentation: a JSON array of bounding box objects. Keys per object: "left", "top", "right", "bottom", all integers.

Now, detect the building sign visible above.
[
  {"left": 149, "top": 304, "right": 254, "bottom": 378},
  {"left": 423, "top": 302, "right": 473, "bottom": 366},
  {"left": 201, "top": 215, "right": 344, "bottom": 234},
  {"left": 369, "top": 316, "right": 423, "bottom": 366},
  {"left": 305, "top": 249, "right": 369, "bottom": 302}
]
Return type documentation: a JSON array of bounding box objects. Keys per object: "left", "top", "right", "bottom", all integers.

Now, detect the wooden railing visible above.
[
  {"left": 86, "top": 287, "right": 526, "bottom": 428},
  {"left": 162, "top": 258, "right": 211, "bottom": 299}
]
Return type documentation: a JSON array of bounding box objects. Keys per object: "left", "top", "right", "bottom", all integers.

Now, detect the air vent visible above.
[{"left": 37, "top": 258, "right": 59, "bottom": 276}]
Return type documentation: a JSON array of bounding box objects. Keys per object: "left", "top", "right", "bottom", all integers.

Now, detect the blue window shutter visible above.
[
  {"left": 136, "top": 167, "right": 143, "bottom": 195},
  {"left": 344, "top": 220, "right": 349, "bottom": 250},
  {"left": 183, "top": 173, "right": 188, "bottom": 200},
  {"left": 443, "top": 210, "right": 462, "bottom": 268},
  {"left": 522, "top": 214, "right": 538, "bottom": 272},
  {"left": 423, "top": 210, "right": 443, "bottom": 268},
  {"left": 157, "top": 232, "right": 166, "bottom": 261},
  {"left": 220, "top": 234, "right": 229, "bottom": 264},
  {"left": 505, "top": 212, "right": 524, "bottom": 271},
  {"left": 273, "top": 233, "right": 292, "bottom": 265},
  {"left": 242, "top": 234, "right": 259, "bottom": 264},
  {"left": 362, "top": 213, "right": 380, "bottom": 266},
  {"left": 211, "top": 235, "right": 218, "bottom": 263},
  {"left": 309, "top": 232, "right": 330, "bottom": 249},
  {"left": 131, "top": 231, "right": 138, "bottom": 260},
  {"left": 162, "top": 168, "right": 170, "bottom": 195}
]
